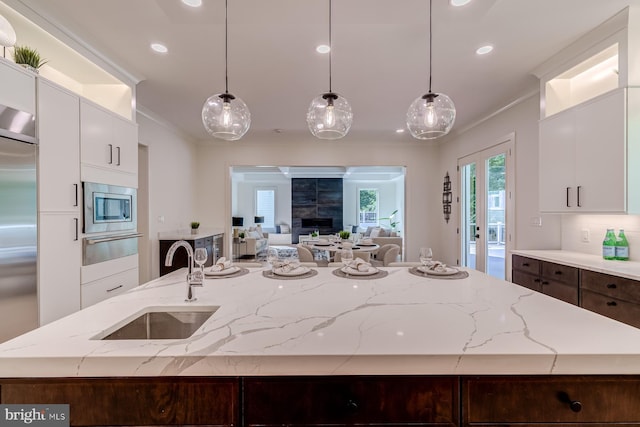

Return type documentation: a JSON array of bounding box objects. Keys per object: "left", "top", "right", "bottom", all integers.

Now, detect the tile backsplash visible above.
[{"left": 562, "top": 215, "right": 640, "bottom": 261}]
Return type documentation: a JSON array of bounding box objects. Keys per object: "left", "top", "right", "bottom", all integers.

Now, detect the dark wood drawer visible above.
[
  {"left": 582, "top": 289, "right": 640, "bottom": 329},
  {"left": 512, "top": 270, "right": 542, "bottom": 292},
  {"left": 463, "top": 376, "right": 640, "bottom": 424},
  {"left": 244, "top": 376, "right": 458, "bottom": 426},
  {"left": 542, "top": 279, "right": 579, "bottom": 305},
  {"left": 541, "top": 261, "right": 579, "bottom": 286},
  {"left": 0, "top": 377, "right": 239, "bottom": 426},
  {"left": 581, "top": 270, "right": 640, "bottom": 304},
  {"left": 512, "top": 255, "right": 540, "bottom": 275}
]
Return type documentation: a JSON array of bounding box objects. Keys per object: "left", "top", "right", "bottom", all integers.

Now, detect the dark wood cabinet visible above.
[
  {"left": 159, "top": 233, "right": 224, "bottom": 276},
  {"left": 0, "top": 377, "right": 239, "bottom": 426},
  {"left": 581, "top": 270, "right": 640, "bottom": 328},
  {"left": 244, "top": 376, "right": 458, "bottom": 426},
  {"left": 463, "top": 375, "right": 640, "bottom": 426},
  {"left": 512, "top": 255, "right": 579, "bottom": 305}
]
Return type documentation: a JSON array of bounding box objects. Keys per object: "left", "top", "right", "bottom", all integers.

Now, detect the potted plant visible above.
[
  {"left": 13, "top": 45, "right": 47, "bottom": 73},
  {"left": 238, "top": 231, "right": 246, "bottom": 241},
  {"left": 311, "top": 230, "right": 319, "bottom": 238},
  {"left": 380, "top": 209, "right": 399, "bottom": 231},
  {"left": 190, "top": 221, "right": 200, "bottom": 235},
  {"left": 339, "top": 230, "right": 351, "bottom": 241}
]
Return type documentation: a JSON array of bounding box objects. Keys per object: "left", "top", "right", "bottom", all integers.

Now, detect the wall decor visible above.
[{"left": 442, "top": 172, "right": 452, "bottom": 223}]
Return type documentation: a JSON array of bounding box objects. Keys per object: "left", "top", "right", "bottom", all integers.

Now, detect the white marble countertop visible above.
[
  {"left": 512, "top": 249, "right": 640, "bottom": 280},
  {"left": 2, "top": 265, "right": 640, "bottom": 377},
  {"left": 158, "top": 228, "right": 225, "bottom": 241}
]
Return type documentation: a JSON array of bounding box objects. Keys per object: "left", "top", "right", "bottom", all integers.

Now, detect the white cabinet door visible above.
[
  {"left": 38, "top": 213, "right": 81, "bottom": 325},
  {"left": 574, "top": 89, "right": 626, "bottom": 212},
  {"left": 38, "top": 79, "right": 80, "bottom": 212},
  {"left": 539, "top": 109, "right": 576, "bottom": 212},
  {"left": 0, "top": 60, "right": 35, "bottom": 114},
  {"left": 113, "top": 115, "right": 138, "bottom": 175},
  {"left": 80, "top": 100, "right": 138, "bottom": 178}
]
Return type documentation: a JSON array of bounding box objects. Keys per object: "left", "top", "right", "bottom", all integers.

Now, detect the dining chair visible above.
[
  {"left": 296, "top": 245, "right": 315, "bottom": 263},
  {"left": 372, "top": 244, "right": 400, "bottom": 266},
  {"left": 334, "top": 251, "right": 371, "bottom": 263}
]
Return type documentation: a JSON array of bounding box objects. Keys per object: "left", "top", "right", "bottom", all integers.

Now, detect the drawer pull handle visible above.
[
  {"left": 554, "top": 271, "right": 562, "bottom": 275},
  {"left": 533, "top": 279, "right": 541, "bottom": 283},
  {"left": 522, "top": 262, "right": 529, "bottom": 267},
  {"left": 541, "top": 281, "right": 549, "bottom": 285},
  {"left": 106, "top": 285, "right": 123, "bottom": 293},
  {"left": 606, "top": 283, "right": 617, "bottom": 289},
  {"left": 345, "top": 399, "right": 358, "bottom": 414},
  {"left": 557, "top": 392, "right": 582, "bottom": 413},
  {"left": 607, "top": 301, "right": 617, "bottom": 307}
]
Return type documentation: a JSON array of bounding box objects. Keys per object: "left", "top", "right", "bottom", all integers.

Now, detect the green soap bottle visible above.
[
  {"left": 615, "top": 229, "right": 629, "bottom": 261},
  {"left": 603, "top": 228, "right": 617, "bottom": 260}
]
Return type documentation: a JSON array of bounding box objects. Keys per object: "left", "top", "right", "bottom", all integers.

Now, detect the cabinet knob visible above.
[
  {"left": 522, "top": 262, "right": 530, "bottom": 267},
  {"left": 345, "top": 399, "right": 358, "bottom": 413},
  {"left": 533, "top": 278, "right": 541, "bottom": 283},
  {"left": 557, "top": 391, "right": 582, "bottom": 413},
  {"left": 554, "top": 271, "right": 562, "bottom": 275},
  {"left": 541, "top": 281, "right": 549, "bottom": 285},
  {"left": 606, "top": 283, "right": 617, "bottom": 289},
  {"left": 607, "top": 301, "right": 617, "bottom": 307}
]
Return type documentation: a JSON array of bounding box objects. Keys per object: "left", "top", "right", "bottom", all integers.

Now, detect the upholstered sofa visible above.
[
  {"left": 236, "top": 227, "right": 269, "bottom": 258},
  {"left": 359, "top": 226, "right": 403, "bottom": 256}
]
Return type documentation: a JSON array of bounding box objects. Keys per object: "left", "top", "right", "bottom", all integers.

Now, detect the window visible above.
[
  {"left": 255, "top": 188, "right": 275, "bottom": 229},
  {"left": 358, "top": 189, "right": 379, "bottom": 228}
]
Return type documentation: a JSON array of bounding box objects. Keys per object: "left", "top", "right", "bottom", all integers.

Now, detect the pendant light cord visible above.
[
  {"left": 428, "top": 0, "right": 432, "bottom": 93},
  {"left": 225, "top": 0, "right": 229, "bottom": 94},
  {"left": 328, "top": 0, "right": 333, "bottom": 93}
]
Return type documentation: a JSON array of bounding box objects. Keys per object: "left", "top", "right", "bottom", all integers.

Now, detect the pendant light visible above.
[
  {"left": 307, "top": 0, "right": 353, "bottom": 140},
  {"left": 406, "top": 0, "right": 456, "bottom": 140},
  {"left": 202, "top": 0, "right": 250, "bottom": 141}
]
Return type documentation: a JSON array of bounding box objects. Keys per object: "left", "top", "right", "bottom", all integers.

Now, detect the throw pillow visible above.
[
  {"left": 369, "top": 227, "right": 382, "bottom": 238},
  {"left": 248, "top": 230, "right": 262, "bottom": 239},
  {"left": 378, "top": 227, "right": 389, "bottom": 237},
  {"left": 280, "top": 224, "right": 291, "bottom": 233},
  {"left": 275, "top": 225, "right": 281, "bottom": 233},
  {"left": 364, "top": 226, "right": 375, "bottom": 237}
]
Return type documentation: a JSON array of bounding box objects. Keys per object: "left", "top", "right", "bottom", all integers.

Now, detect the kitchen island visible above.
[{"left": 2, "top": 266, "right": 640, "bottom": 425}]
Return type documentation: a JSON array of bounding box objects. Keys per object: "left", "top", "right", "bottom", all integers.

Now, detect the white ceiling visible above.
[{"left": 7, "top": 0, "right": 637, "bottom": 141}]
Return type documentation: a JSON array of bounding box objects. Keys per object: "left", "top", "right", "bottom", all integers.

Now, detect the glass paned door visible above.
[{"left": 458, "top": 137, "right": 513, "bottom": 280}]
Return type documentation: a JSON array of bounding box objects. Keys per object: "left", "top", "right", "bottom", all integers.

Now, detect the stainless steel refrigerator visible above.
[{"left": 0, "top": 105, "right": 37, "bottom": 343}]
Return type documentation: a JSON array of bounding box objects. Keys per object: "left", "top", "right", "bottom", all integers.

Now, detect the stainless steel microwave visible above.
[{"left": 83, "top": 182, "right": 137, "bottom": 234}]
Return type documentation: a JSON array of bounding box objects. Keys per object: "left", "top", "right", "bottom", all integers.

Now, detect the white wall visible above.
[
  {"left": 434, "top": 94, "right": 562, "bottom": 266},
  {"left": 343, "top": 179, "right": 403, "bottom": 232},
  {"left": 234, "top": 179, "right": 292, "bottom": 231},
  {"left": 137, "top": 110, "right": 198, "bottom": 279},
  {"left": 194, "top": 132, "right": 438, "bottom": 261},
  {"left": 562, "top": 214, "right": 640, "bottom": 260}
]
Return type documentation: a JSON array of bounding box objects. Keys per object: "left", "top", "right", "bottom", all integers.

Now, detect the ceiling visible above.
[
  {"left": 232, "top": 166, "right": 406, "bottom": 181},
  {"left": 7, "top": 0, "right": 636, "bottom": 141}
]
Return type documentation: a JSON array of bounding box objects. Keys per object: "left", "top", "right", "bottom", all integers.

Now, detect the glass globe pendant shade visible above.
[
  {"left": 202, "top": 93, "right": 251, "bottom": 141},
  {"left": 406, "top": 92, "right": 456, "bottom": 140},
  {"left": 307, "top": 92, "right": 353, "bottom": 140}
]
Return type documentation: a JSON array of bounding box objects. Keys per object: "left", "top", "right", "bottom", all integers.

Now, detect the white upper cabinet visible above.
[
  {"left": 0, "top": 59, "right": 35, "bottom": 114},
  {"left": 80, "top": 99, "right": 138, "bottom": 187},
  {"left": 37, "top": 79, "right": 80, "bottom": 212}
]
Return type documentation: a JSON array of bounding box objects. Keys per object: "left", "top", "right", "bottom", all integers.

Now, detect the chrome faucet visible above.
[{"left": 164, "top": 240, "right": 203, "bottom": 302}]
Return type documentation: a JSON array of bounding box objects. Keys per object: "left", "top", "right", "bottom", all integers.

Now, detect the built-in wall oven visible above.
[{"left": 82, "top": 182, "right": 141, "bottom": 266}]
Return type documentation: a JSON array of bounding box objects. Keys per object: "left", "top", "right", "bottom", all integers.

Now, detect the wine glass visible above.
[
  {"left": 419, "top": 247, "right": 433, "bottom": 268},
  {"left": 194, "top": 247, "right": 208, "bottom": 280},
  {"left": 341, "top": 248, "right": 354, "bottom": 267},
  {"left": 267, "top": 247, "right": 279, "bottom": 267}
]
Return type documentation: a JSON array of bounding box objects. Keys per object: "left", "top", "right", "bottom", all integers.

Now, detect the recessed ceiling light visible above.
[
  {"left": 396, "top": 129, "right": 405, "bottom": 133},
  {"left": 316, "top": 44, "right": 330, "bottom": 54},
  {"left": 450, "top": 0, "right": 472, "bottom": 6},
  {"left": 181, "top": 0, "right": 202, "bottom": 7},
  {"left": 151, "top": 43, "right": 168, "bottom": 53},
  {"left": 476, "top": 45, "right": 493, "bottom": 55}
]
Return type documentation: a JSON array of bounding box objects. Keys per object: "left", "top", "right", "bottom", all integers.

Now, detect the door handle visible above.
[
  {"left": 116, "top": 146, "right": 121, "bottom": 166},
  {"left": 74, "top": 218, "right": 79, "bottom": 241},
  {"left": 566, "top": 187, "right": 571, "bottom": 207},
  {"left": 577, "top": 185, "right": 582, "bottom": 207},
  {"left": 474, "top": 234, "right": 480, "bottom": 239},
  {"left": 108, "top": 144, "right": 113, "bottom": 164},
  {"left": 73, "top": 183, "right": 78, "bottom": 207}
]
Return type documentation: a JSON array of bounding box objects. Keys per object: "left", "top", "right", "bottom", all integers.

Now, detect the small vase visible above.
[{"left": 191, "top": 229, "right": 198, "bottom": 235}]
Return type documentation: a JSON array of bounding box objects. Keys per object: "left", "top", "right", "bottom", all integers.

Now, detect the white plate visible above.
[
  {"left": 205, "top": 266, "right": 241, "bottom": 277},
  {"left": 272, "top": 266, "right": 310, "bottom": 276},
  {"left": 342, "top": 266, "right": 379, "bottom": 276},
  {"left": 418, "top": 266, "right": 459, "bottom": 276}
]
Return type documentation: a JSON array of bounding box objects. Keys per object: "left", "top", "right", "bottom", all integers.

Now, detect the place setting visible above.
[
  {"left": 204, "top": 256, "right": 250, "bottom": 279},
  {"left": 332, "top": 249, "right": 388, "bottom": 280},
  {"left": 262, "top": 248, "right": 318, "bottom": 280},
  {"left": 409, "top": 247, "right": 469, "bottom": 280}
]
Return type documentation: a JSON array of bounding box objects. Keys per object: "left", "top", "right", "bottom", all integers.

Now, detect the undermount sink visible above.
[{"left": 96, "top": 306, "right": 219, "bottom": 340}]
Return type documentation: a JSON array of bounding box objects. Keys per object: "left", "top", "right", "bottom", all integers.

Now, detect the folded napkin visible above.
[
  {"left": 209, "top": 257, "right": 232, "bottom": 271},
  {"left": 272, "top": 259, "right": 300, "bottom": 272},
  {"left": 318, "top": 238, "right": 329, "bottom": 244},
  {"left": 345, "top": 258, "right": 372, "bottom": 272},
  {"left": 360, "top": 238, "right": 373, "bottom": 245},
  {"left": 427, "top": 261, "right": 447, "bottom": 272}
]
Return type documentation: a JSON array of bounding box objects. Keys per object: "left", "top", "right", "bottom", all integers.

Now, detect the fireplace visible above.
[
  {"left": 301, "top": 218, "right": 333, "bottom": 228},
  {"left": 291, "top": 178, "right": 343, "bottom": 243}
]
